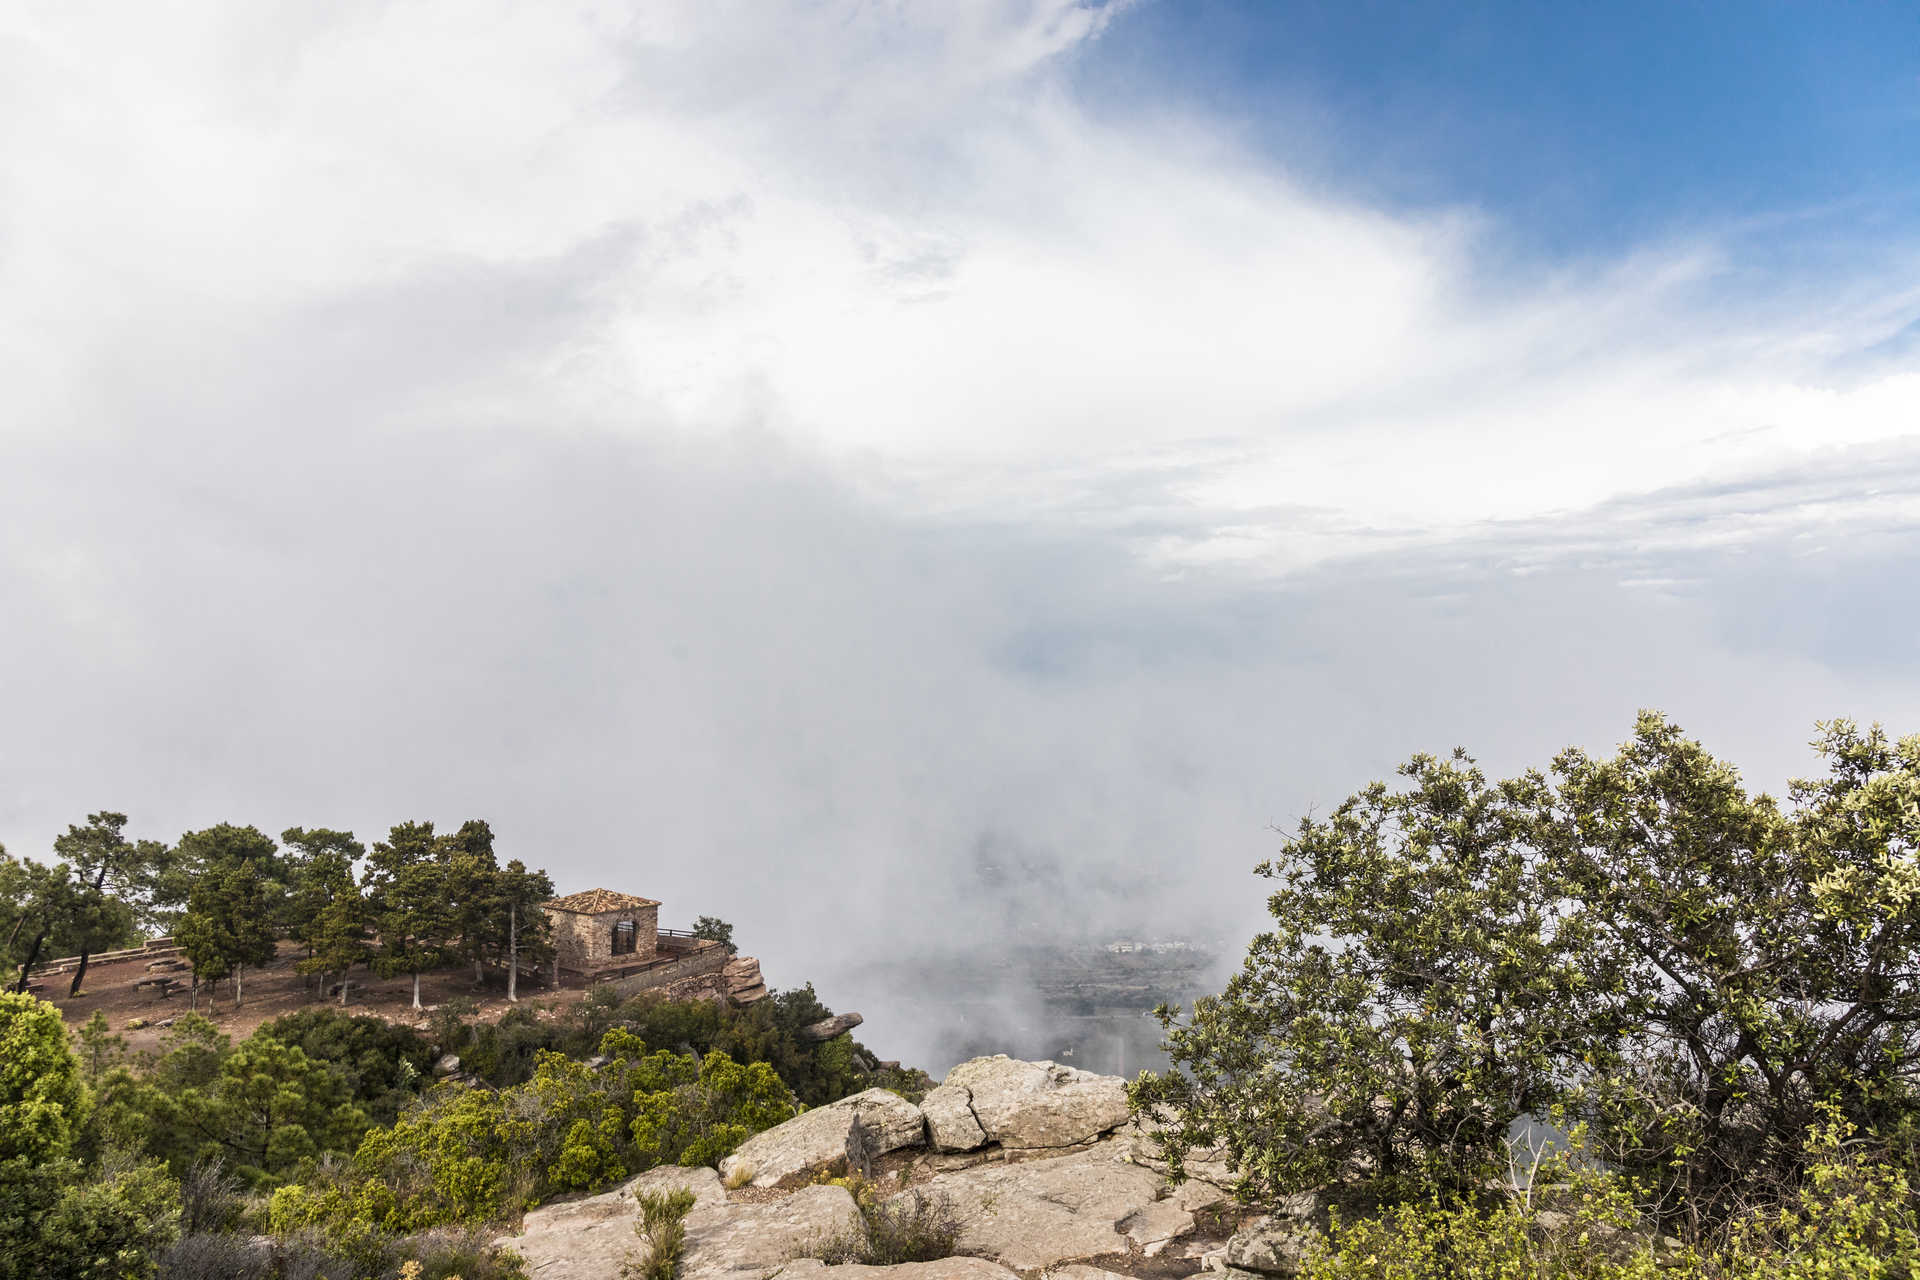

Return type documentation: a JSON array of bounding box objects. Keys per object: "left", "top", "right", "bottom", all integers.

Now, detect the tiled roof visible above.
[{"left": 544, "top": 888, "right": 662, "bottom": 915}]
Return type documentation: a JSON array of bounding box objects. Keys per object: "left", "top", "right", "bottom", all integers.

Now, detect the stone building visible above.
[{"left": 544, "top": 888, "right": 662, "bottom": 976}]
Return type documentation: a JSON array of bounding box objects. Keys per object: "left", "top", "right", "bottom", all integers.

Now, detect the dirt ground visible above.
[{"left": 36, "top": 940, "right": 594, "bottom": 1054}]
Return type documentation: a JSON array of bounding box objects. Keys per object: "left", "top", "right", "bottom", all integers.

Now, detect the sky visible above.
[{"left": 2, "top": 1, "right": 1917, "bottom": 1068}]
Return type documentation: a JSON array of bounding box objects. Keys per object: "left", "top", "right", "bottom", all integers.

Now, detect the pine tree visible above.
[
  {"left": 438, "top": 819, "right": 501, "bottom": 986},
  {"left": 497, "top": 858, "right": 555, "bottom": 1001},
  {"left": 288, "top": 840, "right": 373, "bottom": 1005},
  {"left": 51, "top": 812, "right": 169, "bottom": 996},
  {"left": 177, "top": 855, "right": 276, "bottom": 1008},
  {"left": 364, "top": 821, "right": 455, "bottom": 1010}
]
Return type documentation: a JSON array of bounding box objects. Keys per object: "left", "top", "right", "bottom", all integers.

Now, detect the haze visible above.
[{"left": 4, "top": 1, "right": 1917, "bottom": 1070}]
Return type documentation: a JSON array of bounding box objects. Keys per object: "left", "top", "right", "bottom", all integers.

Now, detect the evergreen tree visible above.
[
  {"left": 175, "top": 836, "right": 278, "bottom": 1010},
  {"left": 282, "top": 828, "right": 370, "bottom": 1003},
  {"left": 364, "top": 822, "right": 455, "bottom": 1010},
  {"left": 285, "top": 836, "right": 374, "bottom": 1007},
  {"left": 438, "top": 818, "right": 501, "bottom": 986},
  {"left": 496, "top": 858, "right": 555, "bottom": 1002},
  {"left": 51, "top": 812, "right": 171, "bottom": 996},
  {"left": 5, "top": 858, "right": 85, "bottom": 994}
]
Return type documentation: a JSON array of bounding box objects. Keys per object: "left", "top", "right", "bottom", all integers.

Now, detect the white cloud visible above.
[{"left": 3, "top": 1, "right": 1919, "bottom": 1067}]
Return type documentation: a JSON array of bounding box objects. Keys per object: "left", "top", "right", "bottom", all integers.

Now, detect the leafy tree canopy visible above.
[{"left": 1133, "top": 713, "right": 1920, "bottom": 1231}]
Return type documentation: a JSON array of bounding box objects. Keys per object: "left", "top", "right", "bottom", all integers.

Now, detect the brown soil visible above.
[{"left": 35, "top": 940, "right": 596, "bottom": 1054}]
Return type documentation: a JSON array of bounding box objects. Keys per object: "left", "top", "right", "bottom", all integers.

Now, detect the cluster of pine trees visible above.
[{"left": 1, "top": 812, "right": 556, "bottom": 1010}]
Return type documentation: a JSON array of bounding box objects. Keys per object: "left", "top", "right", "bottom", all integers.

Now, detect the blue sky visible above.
[
  {"left": 1086, "top": 1, "right": 1920, "bottom": 257},
  {"left": 1, "top": 1, "right": 1916, "bottom": 1063}
]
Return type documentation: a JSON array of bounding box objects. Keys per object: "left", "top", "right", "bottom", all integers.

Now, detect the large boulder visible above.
[
  {"left": 724, "top": 956, "right": 768, "bottom": 1006},
  {"left": 919, "top": 1083, "right": 987, "bottom": 1151},
  {"left": 936, "top": 1056, "right": 1131, "bottom": 1151},
  {"left": 496, "top": 1166, "right": 724, "bottom": 1280},
  {"left": 799, "top": 1012, "right": 865, "bottom": 1042},
  {"left": 718, "top": 1088, "right": 925, "bottom": 1187},
  {"left": 897, "top": 1144, "right": 1166, "bottom": 1269}
]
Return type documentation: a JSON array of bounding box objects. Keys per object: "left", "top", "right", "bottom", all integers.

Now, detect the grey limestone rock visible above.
[{"left": 718, "top": 1087, "right": 925, "bottom": 1187}]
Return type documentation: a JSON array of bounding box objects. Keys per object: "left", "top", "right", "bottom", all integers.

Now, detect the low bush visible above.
[
  {"left": 625, "top": 1188, "right": 698, "bottom": 1280},
  {"left": 809, "top": 1177, "right": 964, "bottom": 1266}
]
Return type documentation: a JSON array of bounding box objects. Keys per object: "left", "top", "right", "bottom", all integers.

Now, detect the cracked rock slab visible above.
[
  {"left": 719, "top": 1088, "right": 926, "bottom": 1187},
  {"left": 940, "top": 1056, "right": 1131, "bottom": 1151},
  {"left": 899, "top": 1144, "right": 1165, "bottom": 1269},
  {"left": 920, "top": 1083, "right": 989, "bottom": 1151}
]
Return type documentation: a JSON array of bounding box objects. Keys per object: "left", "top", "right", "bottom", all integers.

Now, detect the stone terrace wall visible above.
[{"left": 594, "top": 937, "right": 730, "bottom": 998}]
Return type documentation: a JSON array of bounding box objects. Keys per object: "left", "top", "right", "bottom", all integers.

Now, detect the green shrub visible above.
[
  {"left": 625, "top": 1188, "right": 697, "bottom": 1280},
  {"left": 809, "top": 1177, "right": 963, "bottom": 1266}
]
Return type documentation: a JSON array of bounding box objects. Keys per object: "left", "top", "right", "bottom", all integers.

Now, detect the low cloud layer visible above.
[{"left": 3, "top": 2, "right": 1916, "bottom": 1067}]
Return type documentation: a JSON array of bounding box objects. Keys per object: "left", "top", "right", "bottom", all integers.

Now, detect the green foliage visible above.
[
  {"left": 92, "top": 1013, "right": 373, "bottom": 1185},
  {"left": 283, "top": 828, "right": 374, "bottom": 1002},
  {"left": 0, "top": 994, "right": 180, "bottom": 1280},
  {"left": 53, "top": 813, "right": 170, "bottom": 979},
  {"left": 76, "top": 1011, "right": 127, "bottom": 1080},
  {"left": 257, "top": 1007, "right": 433, "bottom": 1126},
  {"left": 175, "top": 827, "right": 280, "bottom": 1004},
  {"left": 287, "top": 1033, "right": 795, "bottom": 1233},
  {"left": 810, "top": 1178, "right": 965, "bottom": 1266},
  {"left": 691, "top": 916, "right": 737, "bottom": 954},
  {"left": 1297, "top": 1128, "right": 1920, "bottom": 1280},
  {"left": 0, "top": 991, "right": 88, "bottom": 1163},
  {"left": 32, "top": 1157, "right": 182, "bottom": 1280},
  {"left": 1547, "top": 716, "right": 1920, "bottom": 1229},
  {"left": 1137, "top": 713, "right": 1920, "bottom": 1232},
  {"left": 457, "top": 985, "right": 889, "bottom": 1106},
  {"left": 1719, "top": 1114, "right": 1920, "bottom": 1279},
  {"left": 365, "top": 822, "right": 459, "bottom": 1004},
  {"left": 1134, "top": 749, "right": 1603, "bottom": 1200},
  {"left": 626, "top": 1188, "right": 697, "bottom": 1280}
]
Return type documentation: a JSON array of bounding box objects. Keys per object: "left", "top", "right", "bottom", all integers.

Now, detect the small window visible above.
[{"left": 611, "top": 919, "right": 638, "bottom": 956}]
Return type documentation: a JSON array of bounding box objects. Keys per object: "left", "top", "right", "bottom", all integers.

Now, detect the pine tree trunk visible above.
[
  {"left": 473, "top": 957, "right": 484, "bottom": 987},
  {"left": 234, "top": 965, "right": 243, "bottom": 1007},
  {"left": 339, "top": 972, "right": 350, "bottom": 1007},
  {"left": 68, "top": 864, "right": 110, "bottom": 999},
  {"left": 411, "top": 971, "right": 422, "bottom": 1010},
  {"left": 13, "top": 931, "right": 47, "bottom": 993},
  {"left": 507, "top": 903, "right": 518, "bottom": 1003}
]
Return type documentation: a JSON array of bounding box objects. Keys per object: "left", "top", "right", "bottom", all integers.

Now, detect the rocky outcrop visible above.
[
  {"left": 906, "top": 1144, "right": 1167, "bottom": 1269},
  {"left": 723, "top": 956, "right": 767, "bottom": 1006},
  {"left": 935, "top": 1055, "right": 1131, "bottom": 1150},
  {"left": 495, "top": 1057, "right": 1250, "bottom": 1277},
  {"left": 919, "top": 1083, "right": 988, "bottom": 1151},
  {"left": 499, "top": 1166, "right": 725, "bottom": 1279},
  {"left": 718, "top": 1087, "right": 925, "bottom": 1188},
  {"left": 798, "top": 1011, "right": 864, "bottom": 1042}
]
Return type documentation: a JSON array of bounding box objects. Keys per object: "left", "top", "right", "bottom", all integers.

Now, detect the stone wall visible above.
[
  {"left": 592, "top": 938, "right": 730, "bottom": 998},
  {"left": 549, "top": 902, "right": 660, "bottom": 974}
]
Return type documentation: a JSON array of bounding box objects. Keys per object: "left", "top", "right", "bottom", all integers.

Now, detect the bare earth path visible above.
[{"left": 36, "top": 940, "right": 592, "bottom": 1052}]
